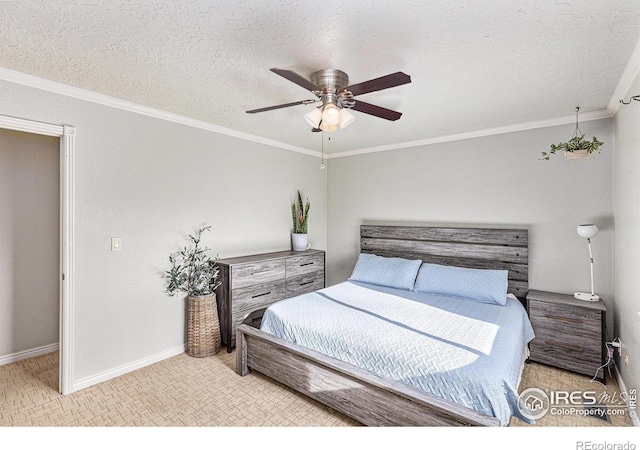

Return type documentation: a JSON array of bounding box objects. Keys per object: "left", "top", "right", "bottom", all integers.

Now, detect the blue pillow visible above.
[
  {"left": 348, "top": 253, "right": 422, "bottom": 291},
  {"left": 413, "top": 263, "right": 508, "bottom": 305}
]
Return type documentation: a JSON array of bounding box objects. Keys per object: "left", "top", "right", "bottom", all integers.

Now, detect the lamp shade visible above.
[
  {"left": 305, "top": 104, "right": 355, "bottom": 132},
  {"left": 339, "top": 108, "right": 356, "bottom": 128},
  {"left": 577, "top": 224, "right": 598, "bottom": 239},
  {"left": 304, "top": 108, "right": 322, "bottom": 128}
]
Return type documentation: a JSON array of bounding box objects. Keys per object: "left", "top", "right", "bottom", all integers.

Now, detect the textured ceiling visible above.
[{"left": 1, "top": 0, "right": 639, "bottom": 155}]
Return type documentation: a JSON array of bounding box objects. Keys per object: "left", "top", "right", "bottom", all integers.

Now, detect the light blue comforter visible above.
[{"left": 260, "top": 281, "right": 535, "bottom": 426}]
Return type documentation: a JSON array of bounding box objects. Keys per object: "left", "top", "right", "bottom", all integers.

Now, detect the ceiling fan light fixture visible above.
[
  {"left": 339, "top": 108, "right": 355, "bottom": 129},
  {"left": 304, "top": 108, "right": 322, "bottom": 128},
  {"left": 321, "top": 102, "right": 341, "bottom": 125}
]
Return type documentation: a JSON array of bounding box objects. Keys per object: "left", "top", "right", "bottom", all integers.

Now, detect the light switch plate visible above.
[{"left": 111, "top": 237, "right": 122, "bottom": 251}]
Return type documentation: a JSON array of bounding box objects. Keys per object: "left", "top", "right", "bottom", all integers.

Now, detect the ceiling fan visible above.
[{"left": 246, "top": 68, "right": 411, "bottom": 132}]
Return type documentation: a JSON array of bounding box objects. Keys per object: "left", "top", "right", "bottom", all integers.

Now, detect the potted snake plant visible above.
[{"left": 291, "top": 190, "right": 310, "bottom": 251}]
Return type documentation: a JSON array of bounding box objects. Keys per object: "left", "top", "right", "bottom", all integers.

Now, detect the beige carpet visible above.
[{"left": 0, "top": 349, "right": 633, "bottom": 427}]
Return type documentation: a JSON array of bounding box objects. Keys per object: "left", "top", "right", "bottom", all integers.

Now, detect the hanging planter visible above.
[
  {"left": 541, "top": 107, "right": 604, "bottom": 160},
  {"left": 564, "top": 149, "right": 589, "bottom": 159}
]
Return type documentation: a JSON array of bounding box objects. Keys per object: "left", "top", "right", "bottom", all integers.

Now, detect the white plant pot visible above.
[
  {"left": 565, "top": 149, "right": 588, "bottom": 159},
  {"left": 292, "top": 233, "right": 309, "bottom": 251}
]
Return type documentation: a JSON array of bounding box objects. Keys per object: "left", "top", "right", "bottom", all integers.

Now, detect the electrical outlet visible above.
[
  {"left": 610, "top": 339, "right": 622, "bottom": 356},
  {"left": 625, "top": 355, "right": 629, "bottom": 368}
]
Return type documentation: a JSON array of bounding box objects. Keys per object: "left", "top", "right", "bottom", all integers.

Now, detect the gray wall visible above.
[
  {"left": 2, "top": 75, "right": 630, "bottom": 396},
  {"left": 0, "top": 80, "right": 327, "bottom": 383},
  {"left": 327, "top": 119, "right": 614, "bottom": 334},
  {"left": 613, "top": 70, "right": 640, "bottom": 398},
  {"left": 0, "top": 128, "right": 59, "bottom": 356}
]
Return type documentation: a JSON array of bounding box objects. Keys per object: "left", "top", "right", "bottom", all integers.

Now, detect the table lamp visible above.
[{"left": 574, "top": 224, "right": 600, "bottom": 301}]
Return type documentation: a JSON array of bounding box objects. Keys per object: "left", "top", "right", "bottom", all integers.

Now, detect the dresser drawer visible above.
[
  {"left": 286, "top": 252, "right": 324, "bottom": 278},
  {"left": 229, "top": 281, "right": 286, "bottom": 346},
  {"left": 529, "top": 340, "right": 603, "bottom": 377},
  {"left": 231, "top": 259, "right": 285, "bottom": 289},
  {"left": 530, "top": 333, "right": 602, "bottom": 363},
  {"left": 528, "top": 299, "right": 601, "bottom": 338},
  {"left": 286, "top": 272, "right": 325, "bottom": 297},
  {"left": 232, "top": 280, "right": 286, "bottom": 312}
]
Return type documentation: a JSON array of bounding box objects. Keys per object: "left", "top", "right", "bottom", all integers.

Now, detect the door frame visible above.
[{"left": 0, "top": 114, "right": 75, "bottom": 394}]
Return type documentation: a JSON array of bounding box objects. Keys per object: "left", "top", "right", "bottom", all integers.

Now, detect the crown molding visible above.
[
  {"left": 0, "top": 66, "right": 615, "bottom": 161},
  {"left": 608, "top": 36, "right": 640, "bottom": 116},
  {"left": 0, "top": 67, "right": 319, "bottom": 157},
  {"left": 327, "top": 109, "right": 612, "bottom": 159}
]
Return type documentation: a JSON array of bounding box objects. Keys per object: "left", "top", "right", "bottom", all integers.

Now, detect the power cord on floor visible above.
[{"left": 588, "top": 339, "right": 620, "bottom": 385}]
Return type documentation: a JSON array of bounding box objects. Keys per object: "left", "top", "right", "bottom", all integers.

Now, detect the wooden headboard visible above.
[{"left": 360, "top": 225, "right": 529, "bottom": 299}]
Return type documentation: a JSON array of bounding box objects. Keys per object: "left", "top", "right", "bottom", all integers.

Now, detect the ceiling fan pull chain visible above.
[{"left": 320, "top": 132, "right": 326, "bottom": 170}]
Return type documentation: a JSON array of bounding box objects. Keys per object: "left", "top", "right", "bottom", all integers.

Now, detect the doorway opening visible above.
[{"left": 0, "top": 114, "right": 75, "bottom": 394}]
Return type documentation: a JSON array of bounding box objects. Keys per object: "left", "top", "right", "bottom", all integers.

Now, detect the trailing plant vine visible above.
[
  {"left": 541, "top": 134, "right": 603, "bottom": 160},
  {"left": 541, "top": 107, "right": 604, "bottom": 160}
]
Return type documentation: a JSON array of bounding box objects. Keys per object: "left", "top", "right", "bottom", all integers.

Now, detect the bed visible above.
[{"left": 236, "top": 225, "right": 533, "bottom": 426}]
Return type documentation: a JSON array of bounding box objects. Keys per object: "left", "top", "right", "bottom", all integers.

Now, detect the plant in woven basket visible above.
[
  {"left": 166, "top": 225, "right": 222, "bottom": 357},
  {"left": 165, "top": 225, "right": 221, "bottom": 297},
  {"left": 291, "top": 190, "right": 310, "bottom": 234}
]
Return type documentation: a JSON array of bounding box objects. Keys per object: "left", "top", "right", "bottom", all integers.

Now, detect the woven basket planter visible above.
[{"left": 187, "top": 293, "right": 221, "bottom": 357}]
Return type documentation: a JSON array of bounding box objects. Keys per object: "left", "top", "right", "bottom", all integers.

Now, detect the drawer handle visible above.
[
  {"left": 251, "top": 270, "right": 271, "bottom": 276},
  {"left": 544, "top": 314, "right": 583, "bottom": 324},
  {"left": 300, "top": 262, "right": 314, "bottom": 267},
  {"left": 299, "top": 281, "right": 314, "bottom": 286},
  {"left": 251, "top": 291, "right": 271, "bottom": 298},
  {"left": 544, "top": 341, "right": 583, "bottom": 352}
]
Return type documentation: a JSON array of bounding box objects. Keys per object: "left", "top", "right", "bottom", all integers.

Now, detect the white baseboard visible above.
[
  {"left": 614, "top": 363, "right": 640, "bottom": 427},
  {"left": 71, "top": 344, "right": 187, "bottom": 393},
  {"left": 0, "top": 343, "right": 59, "bottom": 366}
]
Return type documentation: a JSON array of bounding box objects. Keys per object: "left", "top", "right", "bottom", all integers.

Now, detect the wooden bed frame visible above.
[{"left": 236, "top": 225, "right": 529, "bottom": 426}]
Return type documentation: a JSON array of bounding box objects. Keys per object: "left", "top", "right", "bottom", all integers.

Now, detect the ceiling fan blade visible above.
[
  {"left": 346, "top": 72, "right": 411, "bottom": 97},
  {"left": 246, "top": 99, "right": 318, "bottom": 114},
  {"left": 270, "top": 68, "right": 319, "bottom": 92},
  {"left": 350, "top": 100, "right": 403, "bottom": 121}
]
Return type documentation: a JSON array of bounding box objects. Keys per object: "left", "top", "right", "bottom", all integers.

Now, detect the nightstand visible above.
[{"left": 526, "top": 289, "right": 607, "bottom": 382}]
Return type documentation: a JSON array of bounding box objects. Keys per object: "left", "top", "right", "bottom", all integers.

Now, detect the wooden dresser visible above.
[
  {"left": 526, "top": 289, "right": 606, "bottom": 382},
  {"left": 216, "top": 249, "right": 325, "bottom": 352}
]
